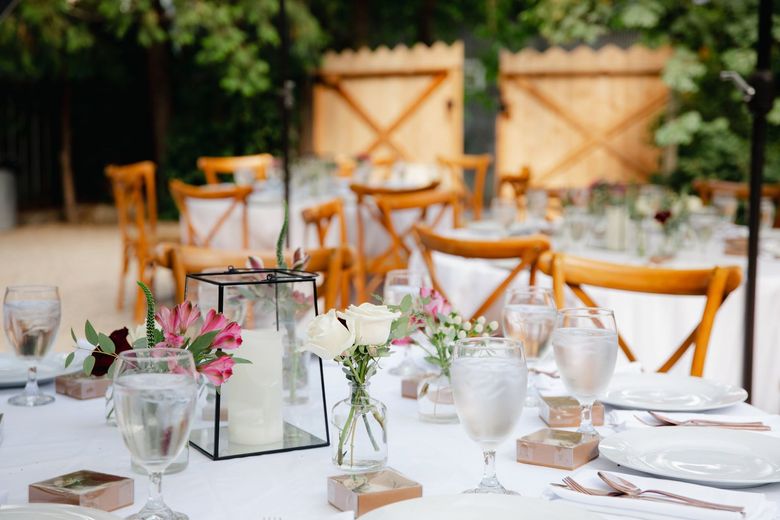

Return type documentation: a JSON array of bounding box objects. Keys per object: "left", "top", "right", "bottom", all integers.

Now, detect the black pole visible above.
[
  {"left": 279, "top": 0, "right": 293, "bottom": 246},
  {"left": 743, "top": 0, "right": 774, "bottom": 401}
]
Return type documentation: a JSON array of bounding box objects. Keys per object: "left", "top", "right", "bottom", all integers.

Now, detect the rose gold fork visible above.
[{"left": 635, "top": 411, "right": 771, "bottom": 431}]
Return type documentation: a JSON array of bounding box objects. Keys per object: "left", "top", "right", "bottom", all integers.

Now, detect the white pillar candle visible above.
[
  {"left": 226, "top": 328, "right": 284, "bottom": 446},
  {"left": 605, "top": 206, "right": 627, "bottom": 251}
]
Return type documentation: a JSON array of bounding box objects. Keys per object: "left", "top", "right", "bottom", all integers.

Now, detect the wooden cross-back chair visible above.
[
  {"left": 105, "top": 161, "right": 169, "bottom": 321},
  {"left": 537, "top": 252, "right": 742, "bottom": 377},
  {"left": 301, "top": 198, "right": 366, "bottom": 305},
  {"left": 171, "top": 244, "right": 355, "bottom": 312},
  {"left": 437, "top": 154, "right": 492, "bottom": 220},
  {"left": 414, "top": 224, "right": 551, "bottom": 321},
  {"left": 497, "top": 166, "right": 531, "bottom": 203},
  {"left": 197, "top": 154, "right": 274, "bottom": 185},
  {"left": 693, "top": 179, "right": 780, "bottom": 227},
  {"left": 169, "top": 179, "right": 252, "bottom": 249},
  {"left": 365, "top": 189, "right": 462, "bottom": 297}
]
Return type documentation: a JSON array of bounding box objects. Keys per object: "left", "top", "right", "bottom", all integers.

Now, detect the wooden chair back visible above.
[
  {"left": 414, "top": 224, "right": 550, "bottom": 320},
  {"left": 169, "top": 179, "right": 252, "bottom": 249},
  {"left": 197, "top": 154, "right": 273, "bottom": 185},
  {"left": 105, "top": 161, "right": 158, "bottom": 251},
  {"left": 437, "top": 154, "right": 492, "bottom": 220},
  {"left": 537, "top": 252, "right": 742, "bottom": 376},
  {"left": 301, "top": 198, "right": 365, "bottom": 305},
  {"left": 497, "top": 166, "right": 531, "bottom": 203},
  {"left": 693, "top": 179, "right": 780, "bottom": 227},
  {"left": 171, "top": 245, "right": 355, "bottom": 312},
  {"left": 363, "top": 189, "right": 461, "bottom": 296}
]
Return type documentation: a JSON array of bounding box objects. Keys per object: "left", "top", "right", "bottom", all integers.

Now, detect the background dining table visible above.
[{"left": 0, "top": 359, "right": 778, "bottom": 519}]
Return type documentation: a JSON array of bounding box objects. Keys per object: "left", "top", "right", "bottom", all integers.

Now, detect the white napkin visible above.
[
  {"left": 607, "top": 411, "right": 780, "bottom": 436},
  {"left": 547, "top": 469, "right": 776, "bottom": 520}
]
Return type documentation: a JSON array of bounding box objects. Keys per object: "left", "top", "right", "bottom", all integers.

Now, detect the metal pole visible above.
[
  {"left": 279, "top": 0, "right": 293, "bottom": 246},
  {"left": 743, "top": 0, "right": 774, "bottom": 401}
]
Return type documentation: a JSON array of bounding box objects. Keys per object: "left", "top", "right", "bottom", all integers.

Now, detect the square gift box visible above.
[
  {"left": 328, "top": 468, "right": 422, "bottom": 517},
  {"left": 29, "top": 470, "right": 133, "bottom": 511}
]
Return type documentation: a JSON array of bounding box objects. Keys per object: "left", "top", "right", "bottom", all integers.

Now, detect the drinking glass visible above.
[
  {"left": 384, "top": 269, "right": 430, "bottom": 377},
  {"left": 760, "top": 197, "right": 775, "bottom": 230},
  {"left": 551, "top": 308, "right": 618, "bottom": 436},
  {"left": 688, "top": 208, "right": 720, "bottom": 253},
  {"left": 113, "top": 349, "right": 199, "bottom": 520},
  {"left": 713, "top": 191, "right": 738, "bottom": 224},
  {"left": 563, "top": 206, "right": 590, "bottom": 251},
  {"left": 525, "top": 189, "right": 548, "bottom": 223},
  {"left": 502, "top": 287, "right": 556, "bottom": 407},
  {"left": 3, "top": 286, "right": 61, "bottom": 406},
  {"left": 451, "top": 337, "right": 527, "bottom": 494},
  {"left": 491, "top": 197, "right": 517, "bottom": 235}
]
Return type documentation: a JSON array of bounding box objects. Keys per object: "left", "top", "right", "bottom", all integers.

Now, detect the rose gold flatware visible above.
[
  {"left": 635, "top": 411, "right": 771, "bottom": 431},
  {"left": 597, "top": 472, "right": 745, "bottom": 514}
]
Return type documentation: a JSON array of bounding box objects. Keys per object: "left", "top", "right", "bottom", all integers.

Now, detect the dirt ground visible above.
[{"left": 0, "top": 223, "right": 177, "bottom": 353}]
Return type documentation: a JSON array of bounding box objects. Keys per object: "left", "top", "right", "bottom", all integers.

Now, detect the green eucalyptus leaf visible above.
[
  {"left": 70, "top": 328, "right": 78, "bottom": 344},
  {"left": 107, "top": 361, "right": 117, "bottom": 380},
  {"left": 98, "top": 333, "right": 115, "bottom": 354},
  {"left": 400, "top": 294, "right": 412, "bottom": 312},
  {"left": 132, "top": 337, "right": 149, "bottom": 349},
  {"left": 84, "top": 321, "right": 98, "bottom": 345},
  {"left": 82, "top": 355, "right": 96, "bottom": 376},
  {"left": 64, "top": 352, "right": 75, "bottom": 368}
]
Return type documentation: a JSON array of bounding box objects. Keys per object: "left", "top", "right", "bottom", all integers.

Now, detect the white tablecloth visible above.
[
  {"left": 409, "top": 244, "right": 780, "bottom": 414},
  {"left": 1, "top": 366, "right": 778, "bottom": 519}
]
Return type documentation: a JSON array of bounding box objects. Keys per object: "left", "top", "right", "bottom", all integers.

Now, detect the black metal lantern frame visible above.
[{"left": 185, "top": 267, "right": 330, "bottom": 461}]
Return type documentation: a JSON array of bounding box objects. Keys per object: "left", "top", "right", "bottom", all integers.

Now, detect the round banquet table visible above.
[
  {"left": 180, "top": 184, "right": 454, "bottom": 256},
  {"left": 408, "top": 237, "right": 780, "bottom": 414},
  {"left": 0, "top": 364, "right": 778, "bottom": 519}
]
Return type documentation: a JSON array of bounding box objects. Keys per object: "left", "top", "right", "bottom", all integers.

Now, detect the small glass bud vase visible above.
[
  {"left": 331, "top": 382, "right": 387, "bottom": 473},
  {"left": 105, "top": 384, "right": 116, "bottom": 426},
  {"left": 417, "top": 372, "right": 458, "bottom": 423}
]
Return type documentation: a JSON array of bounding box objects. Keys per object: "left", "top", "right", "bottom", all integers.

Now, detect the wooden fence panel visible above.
[
  {"left": 497, "top": 45, "right": 672, "bottom": 188},
  {"left": 313, "top": 42, "right": 463, "bottom": 163}
]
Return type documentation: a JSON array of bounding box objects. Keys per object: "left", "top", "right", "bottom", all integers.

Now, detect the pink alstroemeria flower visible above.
[
  {"left": 421, "top": 287, "right": 451, "bottom": 316},
  {"left": 212, "top": 322, "right": 242, "bottom": 350},
  {"left": 200, "top": 309, "right": 229, "bottom": 335},
  {"left": 155, "top": 306, "right": 179, "bottom": 336},
  {"left": 392, "top": 336, "right": 413, "bottom": 346},
  {"left": 199, "top": 356, "right": 235, "bottom": 386},
  {"left": 175, "top": 301, "right": 201, "bottom": 333}
]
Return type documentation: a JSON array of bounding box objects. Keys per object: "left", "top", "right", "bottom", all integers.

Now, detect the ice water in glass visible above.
[
  {"left": 551, "top": 308, "right": 618, "bottom": 436},
  {"left": 384, "top": 269, "right": 429, "bottom": 377},
  {"left": 451, "top": 337, "right": 527, "bottom": 494},
  {"left": 3, "top": 286, "right": 61, "bottom": 406}
]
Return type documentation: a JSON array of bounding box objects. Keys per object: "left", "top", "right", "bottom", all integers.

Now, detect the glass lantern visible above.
[{"left": 185, "top": 267, "right": 329, "bottom": 460}]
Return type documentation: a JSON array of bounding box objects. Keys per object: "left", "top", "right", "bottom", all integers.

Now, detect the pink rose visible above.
[
  {"left": 211, "top": 321, "right": 242, "bottom": 350},
  {"left": 420, "top": 287, "right": 451, "bottom": 316},
  {"left": 199, "top": 356, "right": 235, "bottom": 386}
]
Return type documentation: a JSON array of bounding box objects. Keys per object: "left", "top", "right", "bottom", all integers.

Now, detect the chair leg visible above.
[{"left": 117, "top": 245, "right": 130, "bottom": 310}]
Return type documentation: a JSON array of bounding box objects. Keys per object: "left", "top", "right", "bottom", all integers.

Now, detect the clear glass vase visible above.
[
  {"left": 105, "top": 384, "right": 116, "bottom": 426},
  {"left": 331, "top": 383, "right": 387, "bottom": 473},
  {"left": 417, "top": 372, "right": 458, "bottom": 423}
]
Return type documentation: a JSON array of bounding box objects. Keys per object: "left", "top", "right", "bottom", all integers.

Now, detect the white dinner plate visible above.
[
  {"left": 0, "top": 352, "right": 82, "bottom": 389},
  {"left": 599, "top": 427, "right": 780, "bottom": 488},
  {"left": 0, "top": 504, "right": 120, "bottom": 519},
  {"left": 601, "top": 372, "right": 747, "bottom": 411},
  {"left": 361, "top": 494, "right": 603, "bottom": 520}
]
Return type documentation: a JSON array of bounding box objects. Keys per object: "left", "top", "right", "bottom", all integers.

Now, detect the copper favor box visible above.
[
  {"left": 401, "top": 377, "right": 423, "bottom": 400},
  {"left": 539, "top": 396, "right": 604, "bottom": 428},
  {"left": 29, "top": 470, "right": 133, "bottom": 511},
  {"left": 517, "top": 428, "right": 599, "bottom": 470},
  {"left": 55, "top": 374, "right": 112, "bottom": 400},
  {"left": 328, "top": 468, "right": 422, "bottom": 517}
]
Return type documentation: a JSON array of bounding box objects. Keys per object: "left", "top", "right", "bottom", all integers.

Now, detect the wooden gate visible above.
[
  {"left": 313, "top": 42, "right": 463, "bottom": 163},
  {"left": 497, "top": 45, "right": 672, "bottom": 188}
]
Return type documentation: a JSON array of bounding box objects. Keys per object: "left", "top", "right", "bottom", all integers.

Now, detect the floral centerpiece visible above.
[
  {"left": 67, "top": 282, "right": 245, "bottom": 417},
  {"left": 408, "top": 288, "right": 498, "bottom": 423},
  {"left": 303, "top": 299, "right": 413, "bottom": 472}
]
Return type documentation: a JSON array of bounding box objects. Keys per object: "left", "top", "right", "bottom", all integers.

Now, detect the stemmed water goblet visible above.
[
  {"left": 451, "top": 337, "right": 527, "bottom": 494},
  {"left": 491, "top": 197, "right": 517, "bottom": 236},
  {"left": 551, "top": 308, "right": 618, "bottom": 436},
  {"left": 3, "top": 285, "right": 61, "bottom": 406},
  {"left": 501, "top": 287, "right": 557, "bottom": 407},
  {"left": 113, "top": 348, "right": 199, "bottom": 520},
  {"left": 384, "top": 269, "right": 429, "bottom": 377}
]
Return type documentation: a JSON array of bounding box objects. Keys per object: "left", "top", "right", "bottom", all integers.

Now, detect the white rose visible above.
[
  {"left": 462, "top": 322, "right": 472, "bottom": 331},
  {"left": 338, "top": 303, "right": 401, "bottom": 346},
  {"left": 687, "top": 195, "right": 703, "bottom": 212},
  {"left": 474, "top": 323, "right": 484, "bottom": 334},
  {"left": 303, "top": 310, "right": 355, "bottom": 360},
  {"left": 488, "top": 321, "right": 499, "bottom": 331}
]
